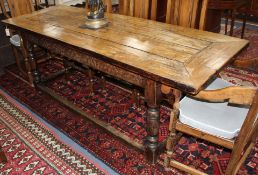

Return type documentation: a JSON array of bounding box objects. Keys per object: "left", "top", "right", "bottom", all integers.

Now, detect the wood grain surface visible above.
[{"left": 2, "top": 5, "right": 249, "bottom": 94}]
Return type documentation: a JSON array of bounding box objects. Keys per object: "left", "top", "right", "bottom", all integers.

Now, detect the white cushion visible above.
[
  {"left": 179, "top": 78, "right": 250, "bottom": 139},
  {"left": 10, "top": 34, "right": 21, "bottom": 47}
]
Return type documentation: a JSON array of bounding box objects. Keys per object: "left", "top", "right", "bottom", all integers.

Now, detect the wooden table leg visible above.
[
  {"left": 144, "top": 79, "right": 162, "bottom": 164},
  {"left": 19, "top": 38, "right": 35, "bottom": 87},
  {"left": 28, "top": 44, "right": 41, "bottom": 84}
]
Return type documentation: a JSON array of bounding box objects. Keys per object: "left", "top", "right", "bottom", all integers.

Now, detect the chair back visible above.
[
  {"left": 104, "top": 0, "right": 112, "bottom": 13},
  {"left": 119, "top": 0, "right": 157, "bottom": 19},
  {"left": 6, "top": 0, "right": 34, "bottom": 17},
  {"left": 166, "top": 0, "right": 208, "bottom": 30}
]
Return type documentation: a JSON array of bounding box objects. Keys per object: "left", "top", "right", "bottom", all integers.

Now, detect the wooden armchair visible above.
[
  {"left": 166, "top": 0, "right": 208, "bottom": 30},
  {"left": 162, "top": 78, "right": 258, "bottom": 175},
  {"left": 2, "top": 0, "right": 54, "bottom": 86},
  {"left": 1, "top": 0, "right": 36, "bottom": 86}
]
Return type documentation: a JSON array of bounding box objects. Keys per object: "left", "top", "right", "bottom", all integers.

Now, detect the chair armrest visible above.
[{"left": 192, "top": 86, "right": 257, "bottom": 106}]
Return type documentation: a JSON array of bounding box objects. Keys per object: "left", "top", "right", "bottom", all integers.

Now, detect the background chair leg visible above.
[
  {"left": 88, "top": 69, "right": 94, "bottom": 95},
  {"left": 100, "top": 76, "right": 106, "bottom": 91},
  {"left": 28, "top": 45, "right": 41, "bottom": 84},
  {"left": 224, "top": 10, "right": 229, "bottom": 35},
  {"left": 241, "top": 13, "right": 247, "bottom": 39},
  {"left": 132, "top": 89, "right": 141, "bottom": 108},
  {"left": 165, "top": 89, "right": 181, "bottom": 169},
  {"left": 20, "top": 42, "right": 34, "bottom": 87},
  {"left": 11, "top": 46, "right": 27, "bottom": 76},
  {"left": 230, "top": 9, "right": 236, "bottom": 36}
]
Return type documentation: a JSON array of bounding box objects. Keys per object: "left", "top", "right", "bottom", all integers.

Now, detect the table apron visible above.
[{"left": 22, "top": 32, "right": 147, "bottom": 88}]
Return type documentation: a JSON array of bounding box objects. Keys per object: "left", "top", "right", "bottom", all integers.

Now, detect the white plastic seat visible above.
[
  {"left": 179, "top": 78, "right": 250, "bottom": 139},
  {"left": 10, "top": 34, "right": 21, "bottom": 47}
]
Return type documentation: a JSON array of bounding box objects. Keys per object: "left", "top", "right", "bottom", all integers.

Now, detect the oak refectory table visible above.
[{"left": 2, "top": 5, "right": 248, "bottom": 164}]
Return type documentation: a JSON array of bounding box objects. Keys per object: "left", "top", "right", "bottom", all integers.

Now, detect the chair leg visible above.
[
  {"left": 100, "top": 75, "right": 106, "bottom": 91},
  {"left": 225, "top": 125, "right": 256, "bottom": 174},
  {"left": 241, "top": 13, "right": 247, "bottom": 39},
  {"left": 230, "top": 9, "right": 236, "bottom": 36},
  {"left": 11, "top": 46, "right": 27, "bottom": 76},
  {"left": 20, "top": 42, "right": 35, "bottom": 87},
  {"left": 28, "top": 45, "right": 41, "bottom": 84},
  {"left": 63, "top": 59, "right": 72, "bottom": 83},
  {"left": 224, "top": 10, "right": 229, "bottom": 35},
  {"left": 165, "top": 89, "right": 181, "bottom": 168},
  {"left": 233, "top": 142, "right": 254, "bottom": 175},
  {"left": 88, "top": 69, "right": 94, "bottom": 95},
  {"left": 132, "top": 89, "right": 141, "bottom": 108},
  {"left": 45, "top": 0, "right": 49, "bottom": 7},
  {"left": 224, "top": 147, "right": 243, "bottom": 175},
  {"left": 230, "top": 121, "right": 258, "bottom": 175}
]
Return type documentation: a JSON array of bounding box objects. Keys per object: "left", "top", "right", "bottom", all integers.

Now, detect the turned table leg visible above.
[
  {"left": 144, "top": 79, "right": 162, "bottom": 164},
  {"left": 19, "top": 38, "right": 34, "bottom": 87},
  {"left": 88, "top": 69, "right": 94, "bottom": 95},
  {"left": 28, "top": 44, "right": 41, "bottom": 84},
  {"left": 22, "top": 38, "right": 41, "bottom": 84}
]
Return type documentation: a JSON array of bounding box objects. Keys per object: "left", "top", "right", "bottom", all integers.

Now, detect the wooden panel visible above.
[
  {"left": 6, "top": 0, "right": 34, "bottom": 17},
  {"left": 166, "top": 0, "right": 208, "bottom": 29},
  {"left": 2, "top": 6, "right": 248, "bottom": 94},
  {"left": 104, "top": 0, "right": 112, "bottom": 13},
  {"left": 119, "top": 0, "right": 156, "bottom": 19}
]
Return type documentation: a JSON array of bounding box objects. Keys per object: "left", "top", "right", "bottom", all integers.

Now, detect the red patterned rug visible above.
[
  {"left": 1, "top": 26, "right": 258, "bottom": 175},
  {"left": 1, "top": 59, "right": 258, "bottom": 174},
  {"left": 0, "top": 89, "right": 108, "bottom": 174},
  {"left": 234, "top": 28, "right": 258, "bottom": 62}
]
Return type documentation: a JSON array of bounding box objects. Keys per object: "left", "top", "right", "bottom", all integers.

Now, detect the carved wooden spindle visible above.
[
  {"left": 145, "top": 80, "right": 162, "bottom": 164},
  {"left": 164, "top": 88, "right": 181, "bottom": 168},
  {"left": 100, "top": 75, "right": 106, "bottom": 91},
  {"left": 137, "top": 91, "right": 141, "bottom": 108},
  {"left": 28, "top": 44, "right": 41, "bottom": 83},
  {"left": 88, "top": 69, "right": 94, "bottom": 94},
  {"left": 11, "top": 46, "right": 26, "bottom": 76},
  {"left": 63, "top": 59, "right": 72, "bottom": 84},
  {"left": 21, "top": 38, "right": 37, "bottom": 86},
  {"left": 132, "top": 89, "right": 141, "bottom": 108}
]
